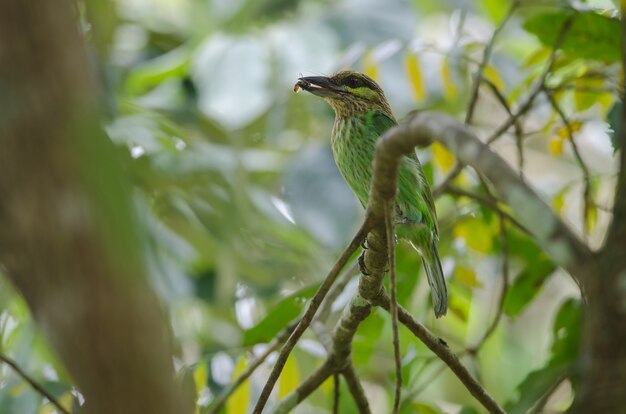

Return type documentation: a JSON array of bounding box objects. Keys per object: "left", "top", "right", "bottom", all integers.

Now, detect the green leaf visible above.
[
  {"left": 241, "top": 283, "right": 319, "bottom": 346},
  {"left": 523, "top": 11, "right": 622, "bottom": 62},
  {"left": 505, "top": 299, "right": 580, "bottom": 413},
  {"left": 505, "top": 362, "right": 570, "bottom": 414},
  {"left": 125, "top": 47, "right": 190, "bottom": 95},
  {"left": 459, "top": 406, "right": 481, "bottom": 414},
  {"left": 480, "top": 0, "right": 509, "bottom": 23},
  {"left": 550, "top": 298, "right": 581, "bottom": 362},
  {"left": 608, "top": 100, "right": 623, "bottom": 152},
  {"left": 504, "top": 255, "right": 555, "bottom": 317},
  {"left": 400, "top": 402, "right": 440, "bottom": 414}
]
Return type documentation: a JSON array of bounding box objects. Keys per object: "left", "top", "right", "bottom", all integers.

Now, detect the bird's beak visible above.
[{"left": 294, "top": 76, "right": 342, "bottom": 98}]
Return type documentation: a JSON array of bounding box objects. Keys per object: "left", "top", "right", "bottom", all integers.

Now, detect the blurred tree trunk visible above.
[
  {"left": 571, "top": 10, "right": 626, "bottom": 413},
  {"left": 0, "top": 1, "right": 185, "bottom": 413}
]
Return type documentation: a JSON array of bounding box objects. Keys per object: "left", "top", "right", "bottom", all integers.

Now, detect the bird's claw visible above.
[{"left": 358, "top": 251, "right": 370, "bottom": 275}]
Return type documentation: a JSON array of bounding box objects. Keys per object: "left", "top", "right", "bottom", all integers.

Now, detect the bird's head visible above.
[{"left": 295, "top": 71, "right": 394, "bottom": 119}]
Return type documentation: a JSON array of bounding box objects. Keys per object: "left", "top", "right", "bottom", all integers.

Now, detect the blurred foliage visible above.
[{"left": 0, "top": 0, "right": 621, "bottom": 413}]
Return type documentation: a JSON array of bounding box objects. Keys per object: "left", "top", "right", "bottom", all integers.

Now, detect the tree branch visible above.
[
  {"left": 446, "top": 186, "right": 530, "bottom": 234},
  {"left": 486, "top": 16, "right": 574, "bottom": 145},
  {"left": 384, "top": 201, "right": 402, "bottom": 414},
  {"left": 342, "top": 363, "right": 371, "bottom": 414},
  {"left": 602, "top": 7, "right": 626, "bottom": 247},
  {"left": 0, "top": 353, "right": 70, "bottom": 414},
  {"left": 273, "top": 359, "right": 335, "bottom": 414},
  {"left": 380, "top": 112, "right": 591, "bottom": 284},
  {"left": 375, "top": 295, "right": 505, "bottom": 414},
  {"left": 544, "top": 89, "right": 593, "bottom": 237},
  {"left": 332, "top": 373, "right": 340, "bottom": 414},
  {"left": 208, "top": 322, "right": 297, "bottom": 414},
  {"left": 465, "top": 1, "right": 518, "bottom": 124},
  {"left": 252, "top": 224, "right": 370, "bottom": 413}
]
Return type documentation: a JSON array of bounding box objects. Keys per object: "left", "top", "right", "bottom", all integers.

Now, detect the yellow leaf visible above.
[
  {"left": 549, "top": 137, "right": 564, "bottom": 156},
  {"left": 227, "top": 357, "right": 250, "bottom": 414},
  {"left": 321, "top": 374, "right": 334, "bottom": 394},
  {"left": 363, "top": 50, "right": 378, "bottom": 81},
  {"left": 10, "top": 382, "right": 26, "bottom": 397},
  {"left": 455, "top": 265, "right": 483, "bottom": 288},
  {"left": 448, "top": 289, "right": 471, "bottom": 322},
  {"left": 59, "top": 392, "right": 74, "bottom": 412},
  {"left": 453, "top": 218, "right": 493, "bottom": 254},
  {"left": 574, "top": 77, "right": 605, "bottom": 111},
  {"left": 432, "top": 142, "right": 455, "bottom": 173},
  {"left": 524, "top": 47, "right": 552, "bottom": 67},
  {"left": 484, "top": 65, "right": 505, "bottom": 91},
  {"left": 404, "top": 53, "right": 426, "bottom": 102},
  {"left": 278, "top": 355, "right": 300, "bottom": 399},
  {"left": 585, "top": 203, "right": 598, "bottom": 233},
  {"left": 553, "top": 190, "right": 567, "bottom": 214},
  {"left": 597, "top": 93, "right": 616, "bottom": 116},
  {"left": 411, "top": 402, "right": 439, "bottom": 414},
  {"left": 193, "top": 361, "right": 208, "bottom": 393},
  {"left": 555, "top": 122, "right": 582, "bottom": 138},
  {"left": 542, "top": 111, "right": 557, "bottom": 133},
  {"left": 440, "top": 57, "right": 457, "bottom": 99}
]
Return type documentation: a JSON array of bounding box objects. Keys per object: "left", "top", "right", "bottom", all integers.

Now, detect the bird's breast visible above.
[{"left": 330, "top": 118, "right": 377, "bottom": 207}]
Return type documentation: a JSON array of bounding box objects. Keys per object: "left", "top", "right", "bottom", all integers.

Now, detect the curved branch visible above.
[{"left": 377, "top": 112, "right": 591, "bottom": 285}]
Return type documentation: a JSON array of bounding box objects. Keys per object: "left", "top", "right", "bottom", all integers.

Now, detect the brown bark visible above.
[
  {"left": 571, "top": 9, "right": 626, "bottom": 412},
  {"left": 0, "top": 1, "right": 185, "bottom": 413}
]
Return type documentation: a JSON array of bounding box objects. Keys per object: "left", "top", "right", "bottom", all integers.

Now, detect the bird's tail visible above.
[{"left": 422, "top": 241, "right": 448, "bottom": 318}]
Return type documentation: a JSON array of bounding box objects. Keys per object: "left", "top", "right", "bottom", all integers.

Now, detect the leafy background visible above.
[{"left": 0, "top": 0, "right": 621, "bottom": 412}]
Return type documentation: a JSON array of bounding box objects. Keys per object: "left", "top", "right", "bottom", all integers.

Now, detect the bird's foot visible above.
[
  {"left": 358, "top": 251, "right": 370, "bottom": 275},
  {"left": 361, "top": 240, "right": 368, "bottom": 250}
]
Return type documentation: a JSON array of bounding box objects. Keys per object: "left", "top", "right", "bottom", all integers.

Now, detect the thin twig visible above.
[
  {"left": 465, "top": 1, "right": 518, "bottom": 124},
  {"left": 333, "top": 373, "right": 340, "bottom": 414},
  {"left": 527, "top": 372, "right": 570, "bottom": 414},
  {"left": 433, "top": 163, "right": 465, "bottom": 198},
  {"left": 486, "top": 16, "right": 574, "bottom": 145},
  {"left": 342, "top": 363, "right": 372, "bottom": 414},
  {"left": 0, "top": 353, "right": 70, "bottom": 414},
  {"left": 213, "top": 263, "right": 358, "bottom": 412},
  {"left": 384, "top": 201, "right": 402, "bottom": 414},
  {"left": 544, "top": 89, "right": 593, "bottom": 237},
  {"left": 208, "top": 322, "right": 297, "bottom": 414},
  {"left": 252, "top": 223, "right": 370, "bottom": 413},
  {"left": 375, "top": 295, "right": 506, "bottom": 414},
  {"left": 408, "top": 361, "right": 448, "bottom": 400},
  {"left": 439, "top": 3, "right": 517, "bottom": 198},
  {"left": 469, "top": 214, "right": 510, "bottom": 352},
  {"left": 482, "top": 78, "right": 525, "bottom": 179},
  {"left": 398, "top": 357, "right": 438, "bottom": 409},
  {"left": 317, "top": 262, "right": 359, "bottom": 324},
  {"left": 446, "top": 186, "right": 530, "bottom": 235},
  {"left": 273, "top": 359, "right": 335, "bottom": 414}
]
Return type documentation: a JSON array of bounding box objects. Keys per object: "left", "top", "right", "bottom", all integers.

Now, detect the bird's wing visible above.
[
  {"left": 369, "top": 110, "right": 397, "bottom": 136},
  {"left": 369, "top": 111, "right": 438, "bottom": 237}
]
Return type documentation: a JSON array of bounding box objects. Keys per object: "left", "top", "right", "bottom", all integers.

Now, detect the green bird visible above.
[{"left": 295, "top": 71, "right": 447, "bottom": 317}]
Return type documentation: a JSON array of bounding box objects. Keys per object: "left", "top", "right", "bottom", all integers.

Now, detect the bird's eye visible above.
[{"left": 344, "top": 76, "right": 364, "bottom": 88}]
